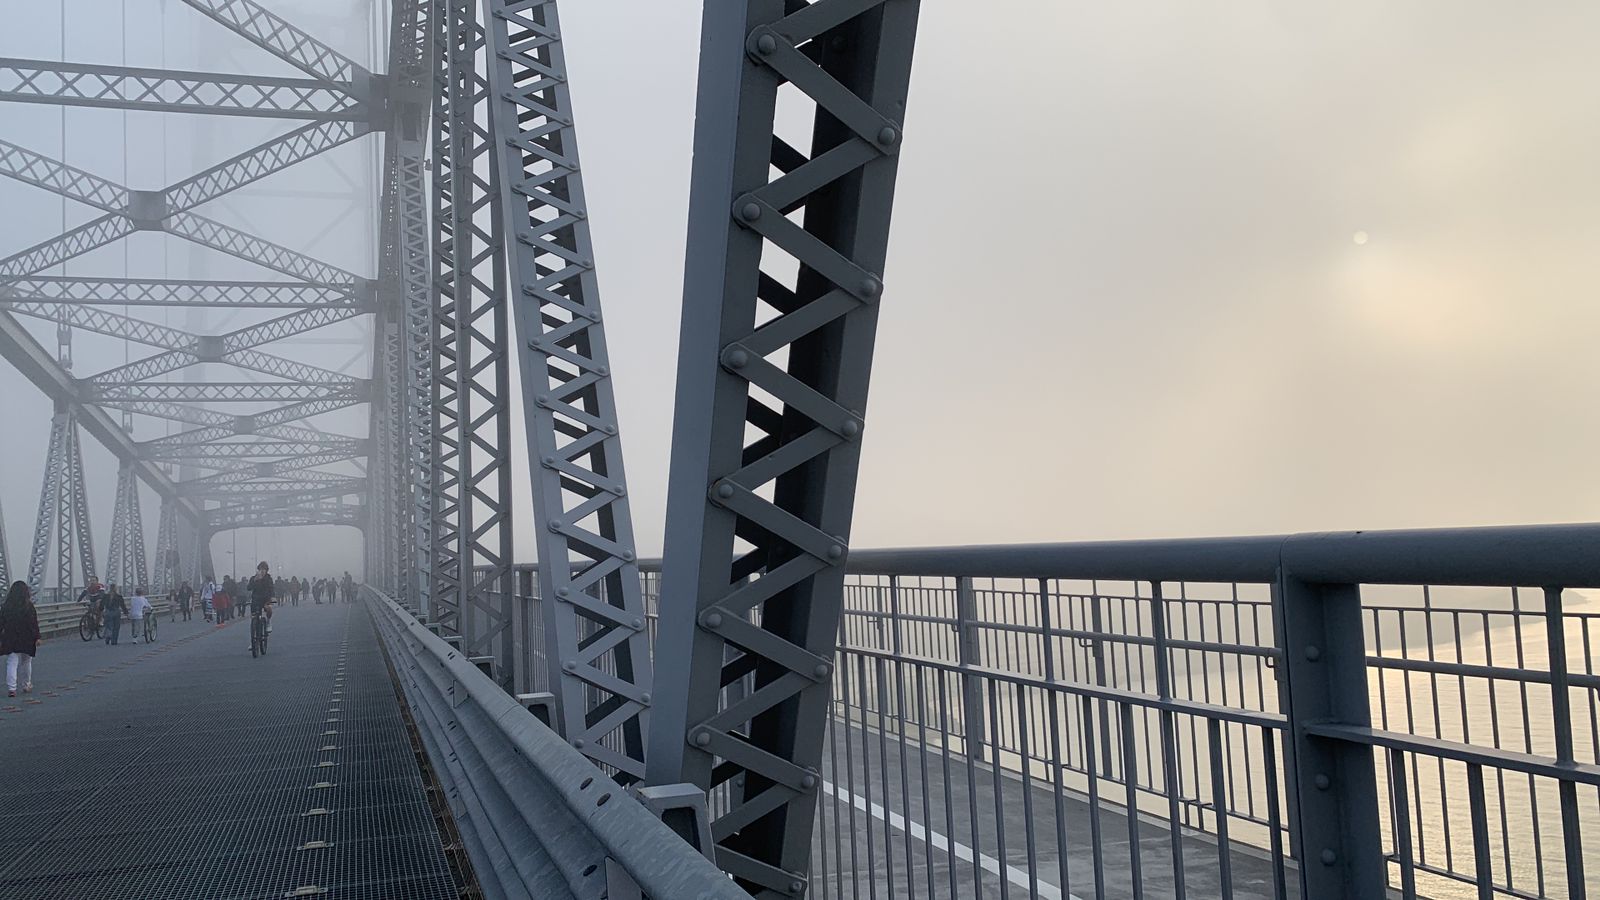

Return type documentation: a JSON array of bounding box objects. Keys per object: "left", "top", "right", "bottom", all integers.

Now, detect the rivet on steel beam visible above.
[
  {"left": 692, "top": 730, "right": 712, "bottom": 747},
  {"left": 860, "top": 277, "right": 882, "bottom": 299},
  {"left": 1314, "top": 773, "right": 1331, "bottom": 790},
  {"left": 596, "top": 365, "right": 609, "bottom": 376},
  {"left": 622, "top": 550, "right": 635, "bottom": 562},
  {"left": 631, "top": 617, "right": 644, "bottom": 630},
  {"left": 549, "top": 520, "right": 563, "bottom": 532},
  {"left": 640, "top": 692, "right": 651, "bottom": 704},
  {"left": 722, "top": 347, "right": 749, "bottom": 369},
  {"left": 603, "top": 425, "right": 618, "bottom": 435},
  {"left": 1304, "top": 645, "right": 1322, "bottom": 661},
  {"left": 801, "top": 772, "right": 818, "bottom": 789},
  {"left": 715, "top": 482, "right": 736, "bottom": 500},
  {"left": 789, "top": 880, "right": 805, "bottom": 895},
  {"left": 563, "top": 660, "right": 578, "bottom": 672},
  {"left": 556, "top": 587, "right": 570, "bottom": 599},
  {"left": 1320, "top": 849, "right": 1338, "bottom": 866},
  {"left": 841, "top": 419, "right": 861, "bottom": 439},
  {"left": 827, "top": 544, "right": 845, "bottom": 560},
  {"left": 536, "top": 394, "right": 550, "bottom": 406},
  {"left": 573, "top": 738, "right": 585, "bottom": 748},
  {"left": 813, "top": 662, "right": 831, "bottom": 678},
  {"left": 612, "top": 485, "right": 626, "bottom": 496},
  {"left": 739, "top": 201, "right": 762, "bottom": 222},
  {"left": 541, "top": 455, "right": 556, "bottom": 467},
  {"left": 877, "top": 126, "right": 899, "bottom": 147},
  {"left": 701, "top": 611, "right": 723, "bottom": 629},
  {"left": 756, "top": 33, "right": 778, "bottom": 55}
]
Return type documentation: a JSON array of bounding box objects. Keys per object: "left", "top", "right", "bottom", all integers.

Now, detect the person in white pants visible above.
[{"left": 0, "top": 581, "right": 40, "bottom": 697}]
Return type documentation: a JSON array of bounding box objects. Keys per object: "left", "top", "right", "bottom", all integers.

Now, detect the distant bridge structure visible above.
[{"left": 0, "top": 2, "right": 1595, "bottom": 899}]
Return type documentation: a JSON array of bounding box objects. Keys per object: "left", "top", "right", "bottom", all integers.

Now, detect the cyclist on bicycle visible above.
[
  {"left": 246, "top": 561, "right": 275, "bottom": 650},
  {"left": 77, "top": 579, "right": 106, "bottom": 633}
]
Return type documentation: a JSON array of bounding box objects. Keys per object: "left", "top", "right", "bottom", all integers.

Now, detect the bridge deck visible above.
[{"left": 0, "top": 600, "right": 460, "bottom": 900}]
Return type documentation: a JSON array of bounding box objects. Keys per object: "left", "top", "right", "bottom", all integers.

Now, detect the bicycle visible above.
[
  {"left": 250, "top": 610, "right": 268, "bottom": 658},
  {"left": 78, "top": 604, "right": 101, "bottom": 642},
  {"left": 143, "top": 612, "right": 158, "bottom": 643}
]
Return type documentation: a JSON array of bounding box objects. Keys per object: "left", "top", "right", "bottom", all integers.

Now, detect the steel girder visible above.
[
  {"left": 0, "top": 489, "right": 10, "bottom": 586},
  {"left": 0, "top": 3, "right": 381, "bottom": 575},
  {"left": 430, "top": 0, "right": 514, "bottom": 683},
  {"left": 0, "top": 277, "right": 366, "bottom": 308},
  {"left": 153, "top": 500, "right": 179, "bottom": 595},
  {"left": 0, "top": 58, "right": 365, "bottom": 119},
  {"left": 178, "top": 0, "right": 370, "bottom": 85},
  {"left": 647, "top": 2, "right": 921, "bottom": 892},
  {"left": 105, "top": 462, "right": 149, "bottom": 592},
  {"left": 27, "top": 406, "right": 97, "bottom": 599},
  {"left": 482, "top": 0, "right": 651, "bottom": 779}
]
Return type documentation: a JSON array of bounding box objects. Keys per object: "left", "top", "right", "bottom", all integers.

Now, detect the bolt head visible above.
[
  {"left": 556, "top": 587, "right": 570, "bottom": 598},
  {"left": 1320, "top": 848, "right": 1337, "bottom": 866},
  {"left": 703, "top": 612, "right": 724, "bottom": 629},
  {"left": 549, "top": 520, "right": 563, "bottom": 532},
  {"left": 789, "top": 880, "right": 805, "bottom": 894},
  {"left": 860, "top": 277, "right": 882, "bottom": 298},
  {"left": 801, "top": 773, "right": 817, "bottom": 789},
  {"left": 563, "top": 660, "right": 578, "bottom": 672},
  {"left": 536, "top": 395, "right": 549, "bottom": 405},
  {"left": 573, "top": 738, "right": 585, "bottom": 748},
  {"left": 756, "top": 34, "right": 778, "bottom": 55},
  {"left": 716, "top": 482, "right": 735, "bottom": 499},
  {"left": 740, "top": 201, "right": 763, "bottom": 222},
  {"left": 827, "top": 544, "right": 844, "bottom": 560},
  {"left": 841, "top": 419, "right": 861, "bottom": 438},
  {"left": 724, "top": 348, "right": 750, "bottom": 369},
  {"left": 541, "top": 455, "right": 556, "bottom": 466},
  {"left": 877, "top": 126, "right": 899, "bottom": 146},
  {"left": 692, "top": 730, "right": 712, "bottom": 747},
  {"left": 1304, "top": 645, "right": 1322, "bottom": 661},
  {"left": 631, "top": 617, "right": 644, "bottom": 630},
  {"left": 814, "top": 663, "right": 831, "bottom": 678},
  {"left": 1314, "top": 773, "right": 1331, "bottom": 790}
]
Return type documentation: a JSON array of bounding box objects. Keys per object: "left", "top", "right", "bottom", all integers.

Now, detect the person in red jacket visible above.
[
  {"left": 0, "top": 581, "right": 41, "bottom": 698},
  {"left": 213, "top": 585, "right": 232, "bottom": 625}
]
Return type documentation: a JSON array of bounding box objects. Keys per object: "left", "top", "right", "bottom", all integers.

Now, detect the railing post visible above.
[
  {"left": 1273, "top": 573, "right": 1385, "bottom": 900},
  {"left": 955, "top": 575, "right": 988, "bottom": 763}
]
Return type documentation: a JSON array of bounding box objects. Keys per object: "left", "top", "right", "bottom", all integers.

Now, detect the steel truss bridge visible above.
[{"left": 0, "top": 2, "right": 1596, "bottom": 899}]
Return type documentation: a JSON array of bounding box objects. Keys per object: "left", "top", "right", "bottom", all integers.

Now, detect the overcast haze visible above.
[{"left": 1, "top": 2, "right": 1596, "bottom": 579}]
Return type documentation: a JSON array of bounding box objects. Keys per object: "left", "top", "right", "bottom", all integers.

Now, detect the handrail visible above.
[
  {"left": 507, "top": 522, "right": 1600, "bottom": 587},
  {"left": 363, "top": 586, "right": 743, "bottom": 900}
]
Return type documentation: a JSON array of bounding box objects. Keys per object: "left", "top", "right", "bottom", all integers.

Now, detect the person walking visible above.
[
  {"left": 291, "top": 576, "right": 302, "bottom": 606},
  {"left": 312, "top": 578, "right": 323, "bottom": 605},
  {"left": 0, "top": 582, "right": 40, "bottom": 698},
  {"left": 128, "top": 588, "right": 152, "bottom": 643},
  {"left": 341, "top": 572, "right": 354, "bottom": 604},
  {"left": 101, "top": 585, "right": 128, "bottom": 646},
  {"left": 177, "top": 581, "right": 194, "bottom": 622},
  {"left": 200, "top": 575, "right": 217, "bottom": 623},
  {"left": 221, "top": 576, "right": 238, "bottom": 623}
]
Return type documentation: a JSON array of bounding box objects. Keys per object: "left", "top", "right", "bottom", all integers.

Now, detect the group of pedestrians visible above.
[{"left": 77, "top": 580, "right": 152, "bottom": 646}]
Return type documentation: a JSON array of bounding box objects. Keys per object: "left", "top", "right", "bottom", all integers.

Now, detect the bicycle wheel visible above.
[
  {"left": 145, "top": 616, "right": 158, "bottom": 642},
  {"left": 79, "top": 610, "right": 96, "bottom": 642}
]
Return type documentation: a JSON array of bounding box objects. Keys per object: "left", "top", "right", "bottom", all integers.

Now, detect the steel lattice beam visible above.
[
  {"left": 430, "top": 0, "right": 514, "bottom": 682},
  {"left": 178, "top": 0, "right": 369, "bottom": 85},
  {"left": 0, "top": 58, "right": 364, "bottom": 119},
  {"left": 483, "top": 0, "right": 651, "bottom": 779},
  {"left": 0, "top": 277, "right": 368, "bottom": 308},
  {"left": 648, "top": 1, "right": 922, "bottom": 892}
]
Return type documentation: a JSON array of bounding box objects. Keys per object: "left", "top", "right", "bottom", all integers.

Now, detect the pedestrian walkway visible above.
[{"left": 0, "top": 600, "right": 461, "bottom": 899}]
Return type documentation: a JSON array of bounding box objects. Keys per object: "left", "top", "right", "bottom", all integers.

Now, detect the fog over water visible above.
[{"left": 0, "top": 2, "right": 1596, "bottom": 579}]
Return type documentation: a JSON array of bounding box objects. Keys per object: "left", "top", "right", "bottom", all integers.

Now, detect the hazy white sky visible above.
[{"left": 1, "top": 1, "right": 1598, "bottom": 576}]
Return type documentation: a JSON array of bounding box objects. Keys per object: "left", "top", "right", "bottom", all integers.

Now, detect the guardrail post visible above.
[
  {"left": 1274, "top": 573, "right": 1384, "bottom": 900},
  {"left": 955, "top": 575, "right": 988, "bottom": 763}
]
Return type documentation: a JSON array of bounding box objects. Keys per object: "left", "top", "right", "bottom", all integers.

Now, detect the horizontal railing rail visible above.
[{"left": 363, "top": 585, "right": 744, "bottom": 900}]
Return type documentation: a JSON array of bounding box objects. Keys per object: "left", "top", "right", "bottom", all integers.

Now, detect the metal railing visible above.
[
  {"left": 494, "top": 523, "right": 1600, "bottom": 900},
  {"left": 35, "top": 594, "right": 173, "bottom": 639},
  {"left": 363, "top": 585, "right": 745, "bottom": 900}
]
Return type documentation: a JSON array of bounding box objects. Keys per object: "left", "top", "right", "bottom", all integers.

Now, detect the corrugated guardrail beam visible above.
[{"left": 363, "top": 586, "right": 743, "bottom": 900}]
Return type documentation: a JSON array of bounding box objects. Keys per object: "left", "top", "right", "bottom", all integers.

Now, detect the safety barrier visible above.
[
  {"left": 363, "top": 586, "right": 744, "bottom": 900},
  {"left": 36, "top": 595, "right": 173, "bottom": 639}
]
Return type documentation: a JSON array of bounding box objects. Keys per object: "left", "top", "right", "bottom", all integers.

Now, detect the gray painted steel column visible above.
[
  {"left": 1274, "top": 573, "right": 1385, "bottom": 899},
  {"left": 480, "top": 0, "right": 653, "bottom": 779},
  {"left": 648, "top": 0, "right": 921, "bottom": 891}
]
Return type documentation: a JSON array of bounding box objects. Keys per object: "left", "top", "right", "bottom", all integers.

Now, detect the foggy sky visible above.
[{"left": 1, "top": 2, "right": 1597, "bottom": 579}]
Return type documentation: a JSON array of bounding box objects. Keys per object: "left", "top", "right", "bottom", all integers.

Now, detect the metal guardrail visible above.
[
  {"left": 497, "top": 523, "right": 1600, "bottom": 900},
  {"left": 36, "top": 595, "right": 173, "bottom": 639},
  {"left": 363, "top": 586, "right": 745, "bottom": 900}
]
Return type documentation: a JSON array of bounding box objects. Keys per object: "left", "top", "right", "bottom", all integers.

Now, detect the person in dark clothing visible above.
[
  {"left": 101, "top": 584, "right": 129, "bottom": 645},
  {"left": 341, "top": 572, "right": 355, "bottom": 604},
  {"left": 221, "top": 576, "right": 238, "bottom": 622},
  {"left": 177, "top": 581, "right": 194, "bottom": 621},
  {"left": 246, "top": 562, "right": 275, "bottom": 649},
  {"left": 0, "top": 581, "right": 40, "bottom": 698}
]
